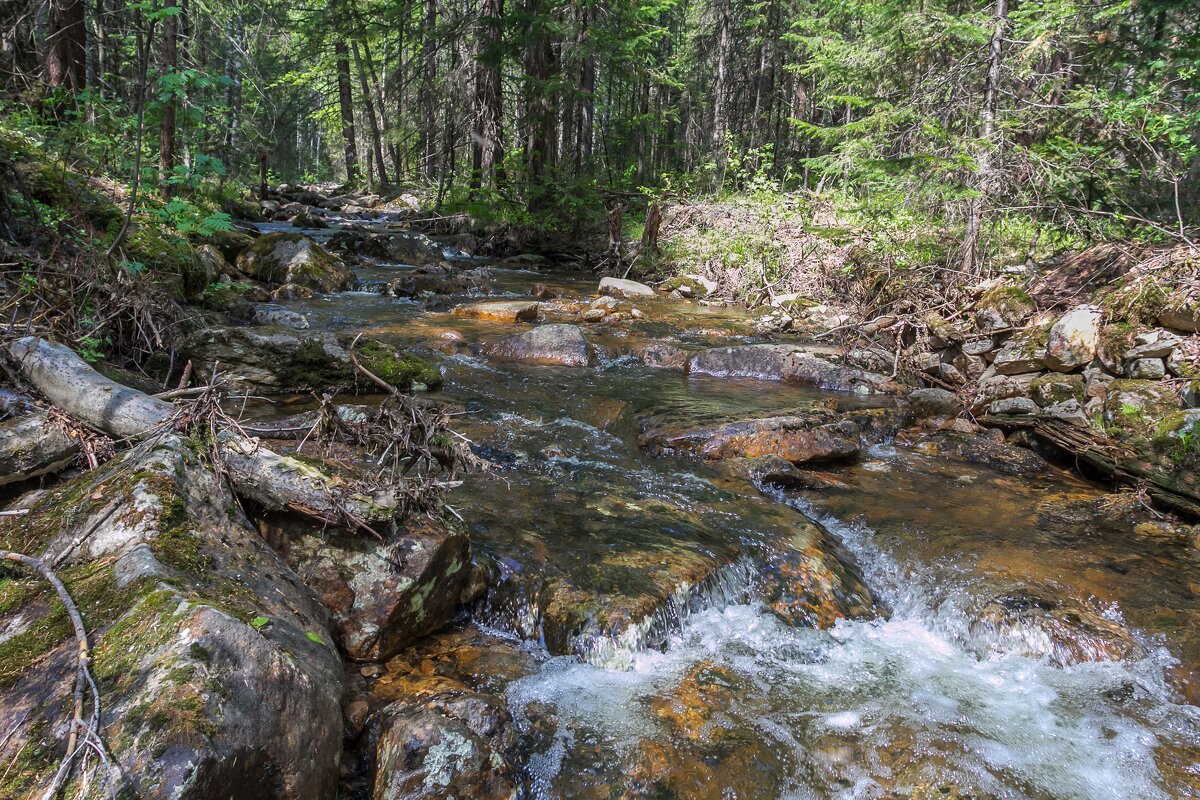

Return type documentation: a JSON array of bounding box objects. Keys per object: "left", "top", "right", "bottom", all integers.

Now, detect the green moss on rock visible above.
[
  {"left": 356, "top": 340, "right": 443, "bottom": 390},
  {"left": 124, "top": 223, "right": 207, "bottom": 300}
]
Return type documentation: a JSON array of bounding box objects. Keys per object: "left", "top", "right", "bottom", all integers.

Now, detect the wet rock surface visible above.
[
  {"left": 483, "top": 323, "right": 593, "bottom": 366},
  {"left": 638, "top": 411, "right": 860, "bottom": 464},
  {"left": 689, "top": 344, "right": 898, "bottom": 394}
]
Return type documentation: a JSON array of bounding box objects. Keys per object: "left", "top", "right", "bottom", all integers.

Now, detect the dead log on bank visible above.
[
  {"left": 980, "top": 412, "right": 1200, "bottom": 518},
  {"left": 5, "top": 336, "right": 403, "bottom": 530},
  {"left": 0, "top": 412, "right": 79, "bottom": 485}
]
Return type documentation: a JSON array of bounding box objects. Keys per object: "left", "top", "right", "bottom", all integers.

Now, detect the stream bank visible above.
[{"left": 2, "top": 184, "right": 1200, "bottom": 798}]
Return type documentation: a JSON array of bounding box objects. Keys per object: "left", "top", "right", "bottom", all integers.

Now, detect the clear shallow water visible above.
[{"left": 255, "top": 231, "right": 1200, "bottom": 797}]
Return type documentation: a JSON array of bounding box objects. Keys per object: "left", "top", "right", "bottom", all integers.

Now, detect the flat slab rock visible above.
[
  {"left": 598, "top": 276, "right": 656, "bottom": 298},
  {"left": 452, "top": 300, "right": 540, "bottom": 323},
  {"left": 639, "top": 412, "right": 860, "bottom": 465},
  {"left": 483, "top": 323, "right": 593, "bottom": 367},
  {"left": 689, "top": 344, "right": 898, "bottom": 394}
]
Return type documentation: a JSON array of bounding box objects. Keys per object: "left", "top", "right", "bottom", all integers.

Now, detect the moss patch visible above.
[
  {"left": 1030, "top": 373, "right": 1085, "bottom": 406},
  {"left": 977, "top": 283, "right": 1034, "bottom": 325},
  {"left": 355, "top": 340, "right": 442, "bottom": 391},
  {"left": 276, "top": 339, "right": 352, "bottom": 391},
  {"left": 123, "top": 222, "right": 206, "bottom": 300}
]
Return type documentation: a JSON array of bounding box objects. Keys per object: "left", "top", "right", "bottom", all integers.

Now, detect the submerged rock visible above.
[
  {"left": 0, "top": 437, "right": 343, "bottom": 799},
  {"left": 484, "top": 324, "right": 593, "bottom": 367},
  {"left": 689, "top": 344, "right": 897, "bottom": 394},
  {"left": 761, "top": 515, "right": 881, "bottom": 629},
  {"left": 971, "top": 591, "right": 1145, "bottom": 666},
  {"left": 905, "top": 430, "right": 1050, "bottom": 476},
  {"left": 236, "top": 232, "right": 354, "bottom": 292},
  {"left": 633, "top": 342, "right": 691, "bottom": 370},
  {"left": 639, "top": 412, "right": 860, "bottom": 465},
  {"left": 452, "top": 300, "right": 540, "bottom": 323}
]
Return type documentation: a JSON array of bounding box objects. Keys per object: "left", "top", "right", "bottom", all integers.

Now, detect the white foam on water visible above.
[{"left": 504, "top": 498, "right": 1200, "bottom": 798}]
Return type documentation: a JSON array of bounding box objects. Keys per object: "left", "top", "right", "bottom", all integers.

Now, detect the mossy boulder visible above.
[
  {"left": 235, "top": 233, "right": 353, "bottom": 292},
  {"left": 0, "top": 437, "right": 342, "bottom": 799},
  {"left": 992, "top": 325, "right": 1050, "bottom": 375},
  {"left": 204, "top": 228, "right": 255, "bottom": 263},
  {"left": 1, "top": 130, "right": 123, "bottom": 238},
  {"left": 181, "top": 326, "right": 441, "bottom": 394},
  {"left": 1098, "top": 248, "right": 1199, "bottom": 329},
  {"left": 124, "top": 223, "right": 209, "bottom": 300},
  {"left": 1030, "top": 373, "right": 1085, "bottom": 406},
  {"left": 1102, "top": 379, "right": 1180, "bottom": 443},
  {"left": 975, "top": 283, "right": 1034, "bottom": 332}
]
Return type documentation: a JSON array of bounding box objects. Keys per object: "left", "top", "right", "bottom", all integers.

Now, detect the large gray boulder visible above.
[
  {"left": 598, "top": 276, "right": 655, "bottom": 299},
  {"left": 0, "top": 437, "right": 343, "bottom": 799},
  {"left": 992, "top": 327, "right": 1050, "bottom": 375},
  {"left": 1043, "top": 305, "right": 1101, "bottom": 372},
  {"left": 236, "top": 233, "right": 354, "bottom": 292}
]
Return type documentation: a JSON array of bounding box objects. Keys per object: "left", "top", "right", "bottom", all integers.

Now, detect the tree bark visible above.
[
  {"left": 471, "top": 0, "right": 505, "bottom": 191},
  {"left": 963, "top": 0, "right": 1008, "bottom": 275},
  {"left": 0, "top": 413, "right": 79, "bottom": 486},
  {"left": 159, "top": 0, "right": 178, "bottom": 194},
  {"left": 353, "top": 41, "right": 389, "bottom": 188},
  {"left": 45, "top": 0, "right": 87, "bottom": 93},
  {"left": 421, "top": 0, "right": 438, "bottom": 182},
  {"left": 335, "top": 37, "right": 359, "bottom": 185},
  {"left": 577, "top": 4, "right": 594, "bottom": 174}
]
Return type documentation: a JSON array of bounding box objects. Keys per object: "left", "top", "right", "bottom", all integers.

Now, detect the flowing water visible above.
[{"left": 254, "top": 216, "right": 1200, "bottom": 798}]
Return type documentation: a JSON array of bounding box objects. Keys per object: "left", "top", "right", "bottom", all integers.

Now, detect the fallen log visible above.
[
  {"left": 8, "top": 338, "right": 172, "bottom": 441},
  {"left": 0, "top": 412, "right": 79, "bottom": 485},
  {"left": 5, "top": 337, "right": 400, "bottom": 529},
  {"left": 980, "top": 413, "right": 1200, "bottom": 518}
]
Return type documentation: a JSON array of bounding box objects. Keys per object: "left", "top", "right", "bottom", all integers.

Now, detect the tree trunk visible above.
[
  {"left": 421, "top": 0, "right": 438, "bottom": 182},
  {"left": 45, "top": 0, "right": 86, "bottom": 93},
  {"left": 963, "top": 0, "right": 1008, "bottom": 276},
  {"left": 711, "top": 2, "right": 732, "bottom": 161},
  {"left": 358, "top": 36, "right": 399, "bottom": 183},
  {"left": 577, "top": 4, "right": 594, "bottom": 175},
  {"left": 353, "top": 41, "right": 389, "bottom": 188},
  {"left": 158, "top": 0, "right": 178, "bottom": 194},
  {"left": 472, "top": 0, "right": 504, "bottom": 191},
  {"left": 0, "top": 413, "right": 78, "bottom": 487},
  {"left": 6, "top": 338, "right": 404, "bottom": 529},
  {"left": 335, "top": 38, "right": 359, "bottom": 185}
]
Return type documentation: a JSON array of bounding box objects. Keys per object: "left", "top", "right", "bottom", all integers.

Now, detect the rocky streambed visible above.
[{"left": 3, "top": 190, "right": 1200, "bottom": 799}]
